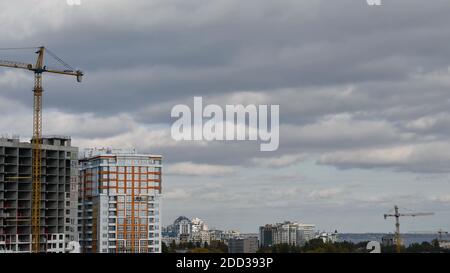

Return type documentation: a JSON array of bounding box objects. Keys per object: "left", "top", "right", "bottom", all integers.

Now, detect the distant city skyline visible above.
[{"left": 1, "top": 0, "right": 450, "bottom": 233}]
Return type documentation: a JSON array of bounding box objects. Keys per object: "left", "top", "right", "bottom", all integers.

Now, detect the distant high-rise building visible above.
[
  {"left": 173, "top": 216, "right": 192, "bottom": 236},
  {"left": 228, "top": 237, "right": 258, "bottom": 253},
  {"left": 259, "top": 225, "right": 273, "bottom": 248},
  {"left": 78, "top": 148, "right": 162, "bottom": 253},
  {"left": 259, "top": 221, "right": 315, "bottom": 248},
  {"left": 0, "top": 136, "right": 78, "bottom": 253},
  {"left": 164, "top": 216, "right": 212, "bottom": 245},
  {"left": 191, "top": 217, "right": 209, "bottom": 245}
]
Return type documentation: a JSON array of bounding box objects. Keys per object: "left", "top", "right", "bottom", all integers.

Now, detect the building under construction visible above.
[
  {"left": 78, "top": 148, "right": 162, "bottom": 253},
  {"left": 0, "top": 136, "right": 79, "bottom": 253}
]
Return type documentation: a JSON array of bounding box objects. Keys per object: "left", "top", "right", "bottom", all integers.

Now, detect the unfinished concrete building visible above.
[
  {"left": 78, "top": 148, "right": 162, "bottom": 253},
  {"left": 0, "top": 136, "right": 79, "bottom": 253}
]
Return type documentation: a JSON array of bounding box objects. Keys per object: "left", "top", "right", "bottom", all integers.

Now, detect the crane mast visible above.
[
  {"left": 31, "top": 47, "right": 44, "bottom": 253},
  {"left": 0, "top": 46, "right": 83, "bottom": 253}
]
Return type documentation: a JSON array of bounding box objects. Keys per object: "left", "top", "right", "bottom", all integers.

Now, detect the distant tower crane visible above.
[
  {"left": 384, "top": 205, "right": 434, "bottom": 253},
  {"left": 0, "top": 46, "right": 83, "bottom": 253},
  {"left": 437, "top": 229, "right": 448, "bottom": 241}
]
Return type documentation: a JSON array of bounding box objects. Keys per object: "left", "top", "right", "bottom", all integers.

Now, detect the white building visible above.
[
  {"left": 191, "top": 230, "right": 211, "bottom": 245},
  {"left": 316, "top": 231, "right": 338, "bottom": 244},
  {"left": 78, "top": 148, "right": 162, "bottom": 253},
  {"left": 208, "top": 229, "right": 224, "bottom": 242},
  {"left": 223, "top": 230, "right": 241, "bottom": 241},
  {"left": 191, "top": 217, "right": 208, "bottom": 233},
  {"left": 190, "top": 217, "right": 210, "bottom": 245}
]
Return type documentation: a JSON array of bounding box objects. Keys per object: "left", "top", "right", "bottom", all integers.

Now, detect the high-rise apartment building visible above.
[
  {"left": 259, "top": 221, "right": 315, "bottom": 248},
  {"left": 78, "top": 148, "right": 162, "bottom": 253},
  {"left": 0, "top": 136, "right": 78, "bottom": 253}
]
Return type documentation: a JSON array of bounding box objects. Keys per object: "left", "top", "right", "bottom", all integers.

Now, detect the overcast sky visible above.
[{"left": 1, "top": 0, "right": 450, "bottom": 233}]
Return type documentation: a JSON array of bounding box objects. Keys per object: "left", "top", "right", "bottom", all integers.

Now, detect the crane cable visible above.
[
  {"left": 0, "top": 47, "right": 77, "bottom": 71},
  {"left": 0, "top": 47, "right": 39, "bottom": 50},
  {"left": 45, "top": 48, "right": 75, "bottom": 72}
]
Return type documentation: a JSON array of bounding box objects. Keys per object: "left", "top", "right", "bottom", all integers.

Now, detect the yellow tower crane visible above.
[
  {"left": 384, "top": 205, "right": 434, "bottom": 253},
  {"left": 0, "top": 46, "right": 83, "bottom": 253}
]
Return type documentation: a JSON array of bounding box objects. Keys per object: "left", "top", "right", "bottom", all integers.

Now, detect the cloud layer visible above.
[{"left": 1, "top": 0, "right": 450, "bottom": 232}]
